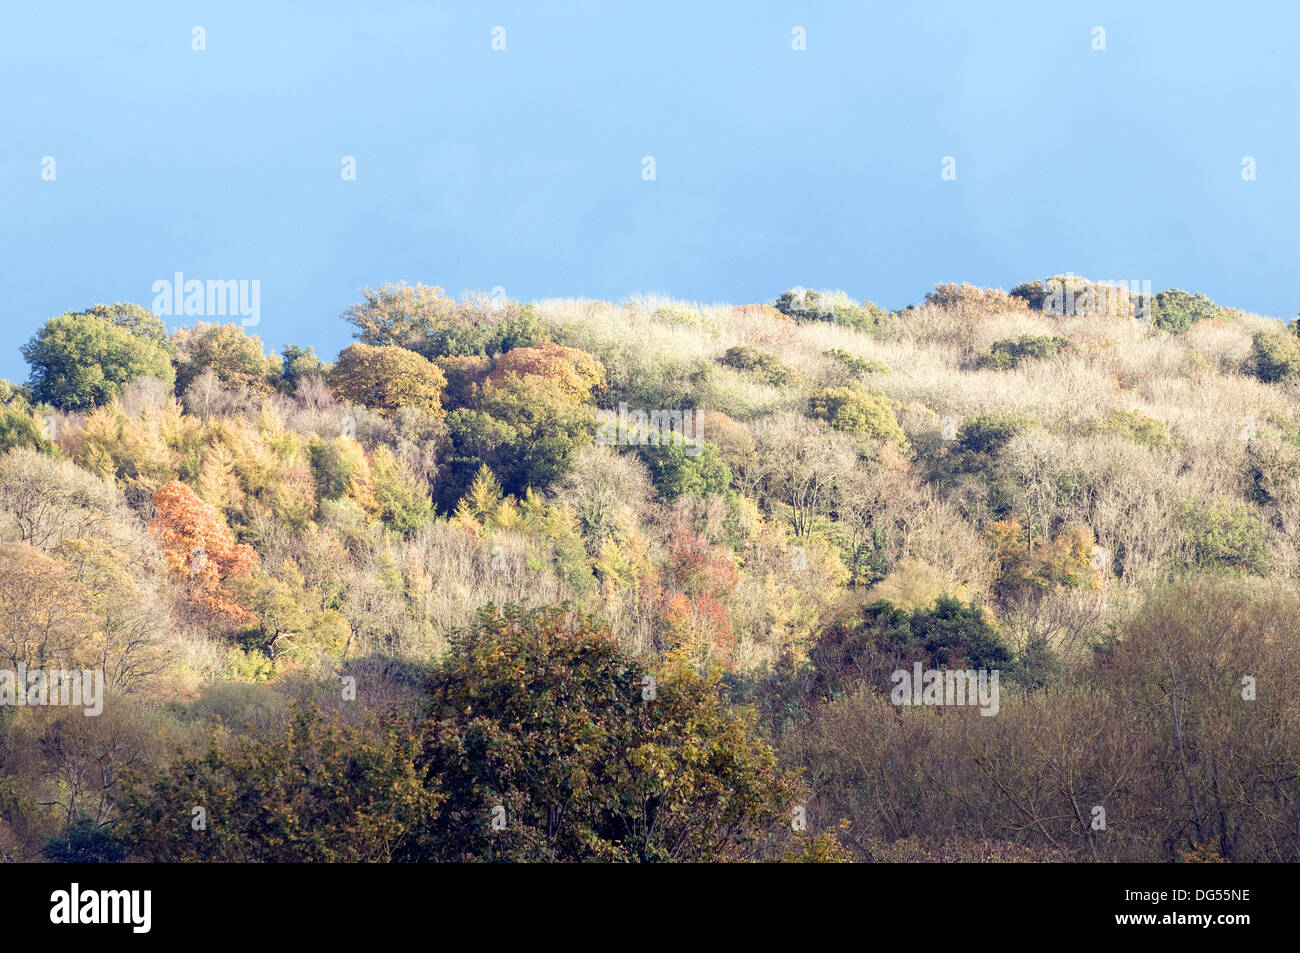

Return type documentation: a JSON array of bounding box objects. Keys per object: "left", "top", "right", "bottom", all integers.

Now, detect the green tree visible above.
[
  {"left": 408, "top": 604, "right": 797, "bottom": 862},
  {"left": 808, "top": 386, "right": 909, "bottom": 453},
  {"left": 172, "top": 322, "right": 281, "bottom": 394},
  {"left": 22, "top": 309, "right": 175, "bottom": 410},
  {"left": 115, "top": 705, "right": 437, "bottom": 862}
]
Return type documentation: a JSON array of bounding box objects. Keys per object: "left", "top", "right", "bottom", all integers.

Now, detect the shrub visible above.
[
  {"left": 636, "top": 438, "right": 732, "bottom": 500},
  {"left": 1152, "top": 289, "right": 1222, "bottom": 333},
  {"left": 116, "top": 705, "right": 435, "bottom": 862},
  {"left": 957, "top": 413, "right": 1035, "bottom": 456},
  {"left": 1180, "top": 500, "right": 1271, "bottom": 575},
  {"left": 808, "top": 386, "right": 909, "bottom": 453},
  {"left": 1092, "top": 409, "right": 1171, "bottom": 449},
  {"left": 775, "top": 289, "right": 886, "bottom": 332},
  {"left": 975, "top": 335, "right": 1072, "bottom": 370},
  {"left": 719, "top": 346, "right": 796, "bottom": 386},
  {"left": 823, "top": 348, "right": 889, "bottom": 376},
  {"left": 811, "top": 596, "right": 1012, "bottom": 700},
  {"left": 1249, "top": 329, "right": 1300, "bottom": 383},
  {"left": 924, "top": 283, "right": 1018, "bottom": 313}
]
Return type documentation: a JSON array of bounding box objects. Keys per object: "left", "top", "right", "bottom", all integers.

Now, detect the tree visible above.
[
  {"left": 330, "top": 343, "right": 447, "bottom": 419},
  {"left": 148, "top": 481, "right": 258, "bottom": 625},
  {"left": 342, "top": 283, "right": 543, "bottom": 358},
  {"left": 811, "top": 596, "right": 1012, "bottom": 700},
  {"left": 279, "top": 344, "right": 325, "bottom": 390},
  {"left": 0, "top": 542, "right": 91, "bottom": 670},
  {"left": 116, "top": 705, "right": 436, "bottom": 862},
  {"left": 637, "top": 438, "right": 732, "bottom": 500},
  {"left": 487, "top": 342, "right": 606, "bottom": 402},
  {"left": 171, "top": 322, "right": 280, "bottom": 395},
  {"left": 441, "top": 373, "right": 598, "bottom": 506},
  {"left": 22, "top": 309, "right": 174, "bottom": 410},
  {"left": 808, "top": 386, "right": 909, "bottom": 453},
  {"left": 408, "top": 604, "right": 797, "bottom": 861}
]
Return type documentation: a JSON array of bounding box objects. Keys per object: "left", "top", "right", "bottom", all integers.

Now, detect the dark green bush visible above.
[
  {"left": 975, "top": 335, "right": 1073, "bottom": 370},
  {"left": 719, "top": 346, "right": 796, "bottom": 386}
]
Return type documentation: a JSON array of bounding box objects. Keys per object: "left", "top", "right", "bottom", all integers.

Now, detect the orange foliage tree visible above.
[
  {"left": 149, "top": 481, "right": 259, "bottom": 625},
  {"left": 487, "top": 342, "right": 605, "bottom": 402}
]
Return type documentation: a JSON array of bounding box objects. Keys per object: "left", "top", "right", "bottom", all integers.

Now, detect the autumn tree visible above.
[
  {"left": 116, "top": 705, "right": 437, "bottom": 862},
  {"left": 330, "top": 343, "right": 447, "bottom": 419},
  {"left": 149, "top": 481, "right": 259, "bottom": 624},
  {"left": 407, "top": 604, "right": 797, "bottom": 861},
  {"left": 171, "top": 322, "right": 280, "bottom": 395},
  {"left": 487, "top": 342, "right": 606, "bottom": 402},
  {"left": 342, "top": 283, "right": 542, "bottom": 358}
]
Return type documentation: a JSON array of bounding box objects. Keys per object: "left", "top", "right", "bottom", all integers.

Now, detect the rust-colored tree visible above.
[
  {"left": 487, "top": 342, "right": 605, "bottom": 402},
  {"left": 149, "top": 481, "right": 258, "bottom": 626}
]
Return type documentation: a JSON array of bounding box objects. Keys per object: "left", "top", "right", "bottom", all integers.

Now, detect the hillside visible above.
[{"left": 2, "top": 278, "right": 1299, "bottom": 862}]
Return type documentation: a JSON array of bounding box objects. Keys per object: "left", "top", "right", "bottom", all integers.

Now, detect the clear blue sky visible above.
[{"left": 2, "top": 1, "right": 1296, "bottom": 383}]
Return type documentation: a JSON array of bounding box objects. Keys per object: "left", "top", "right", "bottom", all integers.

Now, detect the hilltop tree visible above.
[
  {"left": 22, "top": 307, "right": 174, "bottom": 410},
  {"left": 171, "top": 322, "right": 280, "bottom": 395},
  {"left": 330, "top": 343, "right": 447, "bottom": 419},
  {"left": 487, "top": 342, "right": 606, "bottom": 403}
]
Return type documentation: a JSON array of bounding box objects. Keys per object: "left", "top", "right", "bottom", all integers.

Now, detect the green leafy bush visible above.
[
  {"left": 823, "top": 348, "right": 889, "bottom": 376},
  {"left": 1152, "top": 289, "right": 1223, "bottom": 333},
  {"left": 975, "top": 335, "right": 1073, "bottom": 370},
  {"left": 775, "top": 289, "right": 886, "bottom": 332},
  {"left": 636, "top": 437, "right": 732, "bottom": 499},
  {"left": 811, "top": 597, "right": 1012, "bottom": 700},
  {"left": 1249, "top": 329, "right": 1300, "bottom": 383},
  {"left": 808, "top": 386, "right": 908, "bottom": 453},
  {"left": 1181, "top": 500, "right": 1271, "bottom": 575},
  {"left": 957, "top": 413, "right": 1035, "bottom": 456},
  {"left": 718, "top": 346, "right": 796, "bottom": 386}
]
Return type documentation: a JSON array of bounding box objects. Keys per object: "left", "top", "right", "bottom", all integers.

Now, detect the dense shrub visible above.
[
  {"left": 636, "top": 438, "right": 732, "bottom": 500},
  {"left": 1249, "top": 328, "right": 1300, "bottom": 383},
  {"left": 1180, "top": 500, "right": 1271, "bottom": 575},
  {"left": 924, "top": 283, "right": 1018, "bottom": 313},
  {"left": 823, "top": 348, "right": 889, "bottom": 376},
  {"left": 957, "top": 413, "right": 1035, "bottom": 456},
  {"left": 808, "top": 386, "right": 908, "bottom": 453},
  {"left": 719, "top": 346, "right": 796, "bottom": 386},
  {"left": 775, "top": 288, "right": 886, "bottom": 332},
  {"left": 810, "top": 596, "right": 1012, "bottom": 700},
  {"left": 975, "top": 335, "right": 1072, "bottom": 370},
  {"left": 1151, "top": 289, "right": 1223, "bottom": 333}
]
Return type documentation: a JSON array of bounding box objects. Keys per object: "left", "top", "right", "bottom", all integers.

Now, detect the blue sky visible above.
[{"left": 1, "top": 1, "right": 1296, "bottom": 383}]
